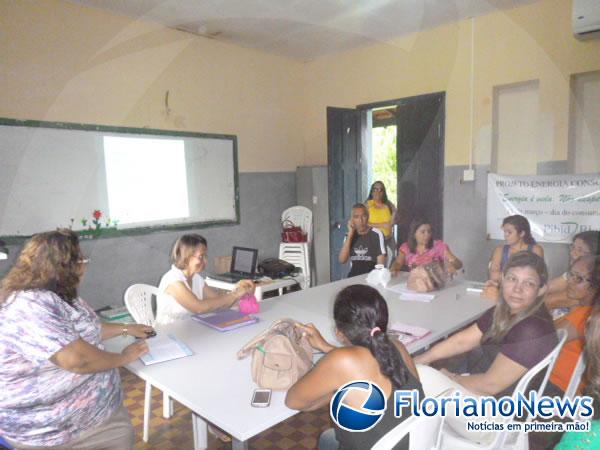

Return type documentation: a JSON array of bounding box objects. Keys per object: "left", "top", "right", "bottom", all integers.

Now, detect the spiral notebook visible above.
[{"left": 192, "top": 309, "right": 259, "bottom": 332}]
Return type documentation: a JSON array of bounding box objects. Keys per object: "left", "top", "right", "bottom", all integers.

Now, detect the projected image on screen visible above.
[{"left": 104, "top": 136, "right": 189, "bottom": 225}]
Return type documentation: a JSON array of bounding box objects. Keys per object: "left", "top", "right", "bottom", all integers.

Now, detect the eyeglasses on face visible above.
[
  {"left": 567, "top": 270, "right": 592, "bottom": 285},
  {"left": 503, "top": 273, "right": 540, "bottom": 291},
  {"left": 372, "top": 187, "right": 383, "bottom": 192}
]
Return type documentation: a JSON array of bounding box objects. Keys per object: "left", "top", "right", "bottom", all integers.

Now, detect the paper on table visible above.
[
  {"left": 466, "top": 281, "right": 486, "bottom": 293},
  {"left": 139, "top": 333, "right": 192, "bottom": 365},
  {"left": 385, "top": 282, "right": 436, "bottom": 302},
  {"left": 389, "top": 322, "right": 431, "bottom": 345}
]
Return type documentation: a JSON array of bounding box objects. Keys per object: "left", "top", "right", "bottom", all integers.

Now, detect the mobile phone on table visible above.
[{"left": 251, "top": 389, "right": 272, "bottom": 407}]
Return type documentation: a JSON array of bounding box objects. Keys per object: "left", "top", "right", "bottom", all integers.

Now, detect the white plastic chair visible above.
[
  {"left": 440, "top": 329, "right": 568, "bottom": 450},
  {"left": 281, "top": 205, "right": 313, "bottom": 243},
  {"left": 123, "top": 284, "right": 173, "bottom": 443},
  {"left": 281, "top": 206, "right": 314, "bottom": 287},
  {"left": 279, "top": 242, "right": 310, "bottom": 289},
  {"left": 563, "top": 352, "right": 586, "bottom": 401},
  {"left": 372, "top": 390, "right": 449, "bottom": 450}
]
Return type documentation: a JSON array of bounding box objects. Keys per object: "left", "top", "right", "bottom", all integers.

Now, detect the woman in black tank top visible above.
[{"left": 285, "top": 285, "right": 424, "bottom": 450}]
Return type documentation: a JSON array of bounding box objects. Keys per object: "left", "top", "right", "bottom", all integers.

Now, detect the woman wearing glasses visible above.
[
  {"left": 414, "top": 252, "right": 557, "bottom": 443},
  {"left": 365, "top": 181, "right": 397, "bottom": 260},
  {"left": 545, "top": 231, "right": 600, "bottom": 313},
  {"left": 0, "top": 230, "right": 152, "bottom": 449},
  {"left": 546, "top": 255, "right": 600, "bottom": 397},
  {"left": 155, "top": 234, "right": 254, "bottom": 325}
]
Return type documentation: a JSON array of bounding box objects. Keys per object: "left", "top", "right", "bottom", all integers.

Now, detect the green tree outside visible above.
[{"left": 372, "top": 126, "right": 398, "bottom": 205}]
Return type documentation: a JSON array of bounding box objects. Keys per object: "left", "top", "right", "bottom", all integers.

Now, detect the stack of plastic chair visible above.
[{"left": 279, "top": 206, "right": 312, "bottom": 289}]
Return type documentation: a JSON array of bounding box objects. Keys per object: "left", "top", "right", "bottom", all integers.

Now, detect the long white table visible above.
[{"left": 105, "top": 274, "right": 495, "bottom": 449}]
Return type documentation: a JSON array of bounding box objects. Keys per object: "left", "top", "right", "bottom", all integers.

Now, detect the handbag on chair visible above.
[
  {"left": 237, "top": 319, "right": 313, "bottom": 390},
  {"left": 281, "top": 219, "right": 307, "bottom": 243}
]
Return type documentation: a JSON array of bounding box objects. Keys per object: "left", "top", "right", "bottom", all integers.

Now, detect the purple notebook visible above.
[{"left": 191, "top": 309, "right": 259, "bottom": 332}]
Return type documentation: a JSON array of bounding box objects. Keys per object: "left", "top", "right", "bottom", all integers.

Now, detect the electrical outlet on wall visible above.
[{"left": 463, "top": 169, "right": 475, "bottom": 182}]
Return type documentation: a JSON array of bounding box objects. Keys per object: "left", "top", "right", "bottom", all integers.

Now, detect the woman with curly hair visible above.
[
  {"left": 285, "top": 284, "right": 423, "bottom": 450},
  {"left": 0, "top": 229, "right": 152, "bottom": 449}
]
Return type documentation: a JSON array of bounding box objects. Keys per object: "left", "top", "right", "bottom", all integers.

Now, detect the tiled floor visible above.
[{"left": 121, "top": 369, "right": 331, "bottom": 449}]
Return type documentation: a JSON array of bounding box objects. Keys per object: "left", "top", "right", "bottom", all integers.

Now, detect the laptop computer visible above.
[{"left": 208, "top": 246, "right": 260, "bottom": 283}]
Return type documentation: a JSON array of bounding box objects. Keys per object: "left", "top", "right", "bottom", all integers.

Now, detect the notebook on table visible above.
[
  {"left": 139, "top": 333, "right": 193, "bottom": 366},
  {"left": 388, "top": 322, "right": 431, "bottom": 346},
  {"left": 192, "top": 309, "right": 259, "bottom": 332},
  {"left": 208, "top": 246, "right": 260, "bottom": 283}
]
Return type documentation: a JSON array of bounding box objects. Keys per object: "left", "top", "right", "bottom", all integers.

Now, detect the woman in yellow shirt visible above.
[{"left": 365, "top": 181, "right": 397, "bottom": 261}]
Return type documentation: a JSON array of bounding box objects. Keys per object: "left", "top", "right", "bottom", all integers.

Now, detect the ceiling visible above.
[{"left": 67, "top": 0, "right": 540, "bottom": 61}]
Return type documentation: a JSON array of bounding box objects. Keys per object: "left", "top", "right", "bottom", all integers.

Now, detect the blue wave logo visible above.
[{"left": 330, "top": 381, "right": 387, "bottom": 432}]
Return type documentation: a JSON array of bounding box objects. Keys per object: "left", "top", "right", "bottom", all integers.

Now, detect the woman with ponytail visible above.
[{"left": 285, "top": 285, "right": 423, "bottom": 450}]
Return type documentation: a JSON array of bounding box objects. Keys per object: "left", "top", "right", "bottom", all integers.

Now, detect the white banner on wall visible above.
[{"left": 487, "top": 173, "right": 600, "bottom": 243}]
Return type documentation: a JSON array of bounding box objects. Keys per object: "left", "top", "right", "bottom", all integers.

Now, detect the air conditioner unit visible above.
[{"left": 573, "top": 0, "right": 600, "bottom": 39}]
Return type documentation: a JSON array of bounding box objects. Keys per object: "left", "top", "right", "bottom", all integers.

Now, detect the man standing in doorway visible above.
[{"left": 338, "top": 203, "right": 386, "bottom": 277}]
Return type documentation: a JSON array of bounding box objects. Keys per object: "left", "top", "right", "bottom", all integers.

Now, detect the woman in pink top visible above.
[{"left": 390, "top": 217, "right": 462, "bottom": 274}]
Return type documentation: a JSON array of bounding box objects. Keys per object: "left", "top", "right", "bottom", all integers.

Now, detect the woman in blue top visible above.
[{"left": 483, "top": 215, "right": 544, "bottom": 300}]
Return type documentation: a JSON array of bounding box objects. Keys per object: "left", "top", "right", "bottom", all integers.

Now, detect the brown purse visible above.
[
  {"left": 237, "top": 319, "right": 313, "bottom": 390},
  {"left": 407, "top": 261, "right": 448, "bottom": 292}
]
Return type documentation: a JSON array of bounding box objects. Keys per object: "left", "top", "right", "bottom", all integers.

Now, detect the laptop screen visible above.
[{"left": 231, "top": 247, "right": 258, "bottom": 274}]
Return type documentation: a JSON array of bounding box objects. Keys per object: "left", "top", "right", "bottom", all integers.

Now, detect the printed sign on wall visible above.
[{"left": 487, "top": 173, "right": 600, "bottom": 243}]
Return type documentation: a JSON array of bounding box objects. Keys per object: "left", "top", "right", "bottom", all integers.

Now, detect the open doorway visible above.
[
  {"left": 371, "top": 107, "right": 398, "bottom": 203},
  {"left": 327, "top": 92, "right": 445, "bottom": 281},
  {"left": 370, "top": 106, "right": 398, "bottom": 264}
]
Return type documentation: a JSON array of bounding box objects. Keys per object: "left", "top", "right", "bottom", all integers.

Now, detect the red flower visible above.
[{"left": 93, "top": 210, "right": 102, "bottom": 220}]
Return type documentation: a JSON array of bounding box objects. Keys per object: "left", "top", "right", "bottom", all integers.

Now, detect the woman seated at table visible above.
[
  {"left": 286, "top": 284, "right": 423, "bottom": 450},
  {"left": 555, "top": 306, "right": 600, "bottom": 450},
  {"left": 0, "top": 229, "right": 152, "bottom": 449},
  {"left": 390, "top": 217, "right": 462, "bottom": 275},
  {"left": 482, "top": 215, "right": 544, "bottom": 299},
  {"left": 545, "top": 255, "right": 600, "bottom": 397},
  {"left": 365, "top": 180, "right": 397, "bottom": 259},
  {"left": 545, "top": 231, "right": 600, "bottom": 312},
  {"left": 414, "top": 252, "right": 557, "bottom": 443},
  {"left": 155, "top": 234, "right": 254, "bottom": 325}
]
